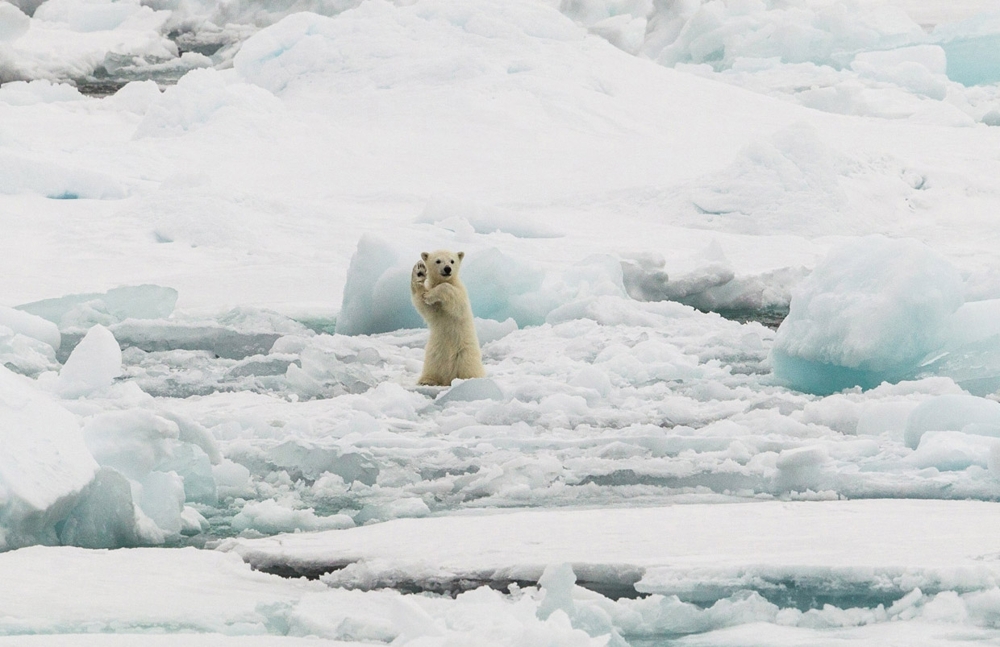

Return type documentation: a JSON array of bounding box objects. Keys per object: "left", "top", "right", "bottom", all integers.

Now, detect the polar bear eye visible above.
[{"left": 436, "top": 260, "right": 441, "bottom": 264}]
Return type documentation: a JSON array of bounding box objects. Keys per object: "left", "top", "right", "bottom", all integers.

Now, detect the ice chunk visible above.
[
  {"left": 0, "top": 366, "right": 98, "bottom": 550},
  {"left": 851, "top": 46, "right": 949, "bottom": 99},
  {"left": 0, "top": 302, "right": 61, "bottom": 377},
  {"left": 903, "top": 394, "right": 1000, "bottom": 449},
  {"left": 461, "top": 247, "right": 562, "bottom": 327},
  {"left": 231, "top": 499, "right": 354, "bottom": 534},
  {"left": 589, "top": 14, "right": 647, "bottom": 55},
  {"left": 81, "top": 409, "right": 179, "bottom": 480},
  {"left": 156, "top": 442, "right": 218, "bottom": 505},
  {"left": 17, "top": 284, "right": 178, "bottom": 331},
  {"left": 335, "top": 234, "right": 424, "bottom": 335},
  {"left": 136, "top": 471, "right": 185, "bottom": 536},
  {"left": 436, "top": 378, "right": 505, "bottom": 405},
  {"left": 109, "top": 321, "right": 282, "bottom": 360},
  {"left": 941, "top": 34, "right": 1000, "bottom": 86},
  {"left": 55, "top": 467, "right": 144, "bottom": 549},
  {"left": 0, "top": 305, "right": 60, "bottom": 350},
  {"left": 268, "top": 440, "right": 378, "bottom": 485},
  {"left": 0, "top": 326, "right": 60, "bottom": 377},
  {"left": 775, "top": 446, "right": 829, "bottom": 492},
  {"left": 538, "top": 563, "right": 577, "bottom": 620},
  {"left": 56, "top": 325, "right": 122, "bottom": 398},
  {"left": 907, "top": 431, "right": 995, "bottom": 471},
  {"left": 106, "top": 79, "right": 162, "bottom": 114},
  {"left": 916, "top": 299, "right": 1000, "bottom": 396},
  {"left": 0, "top": 3, "right": 29, "bottom": 42},
  {"left": 772, "top": 236, "right": 963, "bottom": 395},
  {"left": 354, "top": 497, "right": 431, "bottom": 524},
  {"left": 637, "top": 1, "right": 924, "bottom": 70},
  {"left": 475, "top": 317, "right": 517, "bottom": 344},
  {"left": 335, "top": 234, "right": 563, "bottom": 335},
  {"left": 34, "top": 0, "right": 148, "bottom": 32},
  {"left": 213, "top": 459, "right": 254, "bottom": 499}
]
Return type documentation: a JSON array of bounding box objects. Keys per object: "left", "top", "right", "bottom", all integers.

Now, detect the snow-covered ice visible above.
[{"left": 3, "top": 0, "right": 1000, "bottom": 643}]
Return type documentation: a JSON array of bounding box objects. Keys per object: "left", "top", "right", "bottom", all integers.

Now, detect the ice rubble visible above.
[
  {"left": 560, "top": 0, "right": 1000, "bottom": 124},
  {"left": 4, "top": 0, "right": 996, "bottom": 128},
  {"left": 4, "top": 238, "right": 1000, "bottom": 553}
]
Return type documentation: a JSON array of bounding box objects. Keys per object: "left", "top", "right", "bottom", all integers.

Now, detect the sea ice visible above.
[
  {"left": 0, "top": 366, "right": 98, "bottom": 550},
  {"left": 771, "top": 235, "right": 963, "bottom": 395}
]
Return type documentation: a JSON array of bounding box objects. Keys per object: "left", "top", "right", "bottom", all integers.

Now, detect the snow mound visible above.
[
  {"left": 772, "top": 236, "right": 963, "bottom": 395},
  {"left": 17, "top": 284, "right": 178, "bottom": 334},
  {"left": 688, "top": 123, "right": 848, "bottom": 235},
  {"left": 136, "top": 68, "right": 282, "bottom": 138},
  {"left": 417, "top": 196, "right": 563, "bottom": 239},
  {"left": 0, "top": 151, "right": 127, "bottom": 199},
  {"left": 233, "top": 2, "right": 581, "bottom": 95},
  {"left": 0, "top": 366, "right": 98, "bottom": 550}
]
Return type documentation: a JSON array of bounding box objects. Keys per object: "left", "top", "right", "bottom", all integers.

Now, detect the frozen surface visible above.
[
  {"left": 3, "top": 0, "right": 1000, "bottom": 644},
  {"left": 7, "top": 503, "right": 1000, "bottom": 644},
  {"left": 224, "top": 500, "right": 1000, "bottom": 597}
]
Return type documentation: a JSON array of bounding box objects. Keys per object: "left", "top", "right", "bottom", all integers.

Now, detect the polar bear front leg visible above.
[
  {"left": 423, "top": 283, "right": 455, "bottom": 307},
  {"left": 411, "top": 260, "right": 427, "bottom": 295},
  {"left": 411, "top": 261, "right": 434, "bottom": 320}
]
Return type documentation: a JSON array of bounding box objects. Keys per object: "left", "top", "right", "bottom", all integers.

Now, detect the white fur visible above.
[{"left": 411, "top": 250, "right": 486, "bottom": 386}]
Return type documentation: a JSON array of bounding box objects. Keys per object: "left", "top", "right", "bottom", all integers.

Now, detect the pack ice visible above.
[{"left": 2, "top": 0, "right": 1000, "bottom": 644}]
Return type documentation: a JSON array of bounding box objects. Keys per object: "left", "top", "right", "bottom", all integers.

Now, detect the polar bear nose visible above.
[{"left": 442, "top": 266, "right": 452, "bottom": 276}]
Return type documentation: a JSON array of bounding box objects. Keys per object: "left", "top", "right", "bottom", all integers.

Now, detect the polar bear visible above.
[{"left": 411, "top": 250, "right": 486, "bottom": 386}]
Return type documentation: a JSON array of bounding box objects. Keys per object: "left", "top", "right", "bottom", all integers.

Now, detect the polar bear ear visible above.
[
  {"left": 421, "top": 252, "right": 429, "bottom": 261},
  {"left": 457, "top": 251, "right": 465, "bottom": 261}
]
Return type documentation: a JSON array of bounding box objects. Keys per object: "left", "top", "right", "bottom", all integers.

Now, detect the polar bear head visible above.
[{"left": 421, "top": 249, "right": 465, "bottom": 285}]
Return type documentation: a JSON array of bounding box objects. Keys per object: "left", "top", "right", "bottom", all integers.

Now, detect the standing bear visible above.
[{"left": 411, "top": 250, "right": 486, "bottom": 386}]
